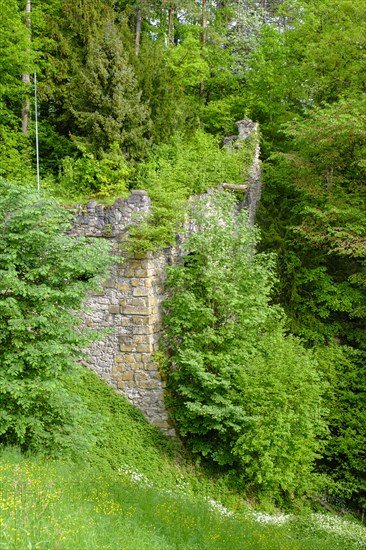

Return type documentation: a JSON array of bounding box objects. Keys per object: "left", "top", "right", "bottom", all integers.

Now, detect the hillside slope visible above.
[{"left": 0, "top": 368, "right": 365, "bottom": 550}]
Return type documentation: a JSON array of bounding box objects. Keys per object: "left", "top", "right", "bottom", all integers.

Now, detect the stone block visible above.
[
  {"left": 148, "top": 314, "right": 161, "bottom": 326},
  {"left": 127, "top": 297, "right": 147, "bottom": 308},
  {"left": 136, "top": 343, "right": 153, "bottom": 353},
  {"left": 121, "top": 305, "right": 151, "bottom": 316},
  {"left": 130, "top": 361, "right": 143, "bottom": 370},
  {"left": 133, "top": 326, "right": 149, "bottom": 336},
  {"left": 133, "top": 287, "right": 149, "bottom": 297},
  {"left": 109, "top": 305, "right": 120, "bottom": 314},
  {"left": 121, "top": 371, "right": 134, "bottom": 381},
  {"left": 112, "top": 362, "right": 124, "bottom": 373},
  {"left": 148, "top": 296, "right": 158, "bottom": 307},
  {"left": 123, "top": 269, "right": 135, "bottom": 278},
  {"left": 116, "top": 380, "right": 125, "bottom": 390},
  {"left": 104, "top": 278, "right": 115, "bottom": 289},
  {"left": 139, "top": 380, "right": 160, "bottom": 389},
  {"left": 127, "top": 260, "right": 143, "bottom": 269},
  {"left": 123, "top": 354, "right": 135, "bottom": 364},
  {"left": 117, "top": 283, "right": 131, "bottom": 292},
  {"left": 132, "top": 317, "right": 149, "bottom": 326},
  {"left": 135, "top": 268, "right": 155, "bottom": 278},
  {"left": 134, "top": 335, "right": 150, "bottom": 344},
  {"left": 120, "top": 343, "right": 134, "bottom": 352},
  {"left": 145, "top": 362, "right": 157, "bottom": 371},
  {"left": 134, "top": 371, "right": 149, "bottom": 382},
  {"left": 114, "top": 354, "right": 124, "bottom": 363},
  {"left": 140, "top": 353, "right": 153, "bottom": 363}
]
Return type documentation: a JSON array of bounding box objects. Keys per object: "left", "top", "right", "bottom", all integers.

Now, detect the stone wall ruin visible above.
[{"left": 72, "top": 120, "right": 261, "bottom": 437}]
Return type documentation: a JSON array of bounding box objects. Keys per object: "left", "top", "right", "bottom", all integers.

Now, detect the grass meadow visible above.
[{"left": 0, "top": 369, "right": 365, "bottom": 550}]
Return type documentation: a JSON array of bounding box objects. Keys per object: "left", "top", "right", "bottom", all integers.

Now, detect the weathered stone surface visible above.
[
  {"left": 133, "top": 287, "right": 150, "bottom": 297},
  {"left": 71, "top": 197, "right": 175, "bottom": 435},
  {"left": 119, "top": 343, "right": 134, "bottom": 352},
  {"left": 117, "top": 283, "right": 130, "bottom": 292},
  {"left": 121, "top": 371, "right": 134, "bottom": 381}
]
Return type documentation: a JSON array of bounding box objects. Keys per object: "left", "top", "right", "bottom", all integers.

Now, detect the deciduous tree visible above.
[
  {"left": 162, "top": 192, "right": 325, "bottom": 501},
  {"left": 0, "top": 182, "right": 111, "bottom": 454}
]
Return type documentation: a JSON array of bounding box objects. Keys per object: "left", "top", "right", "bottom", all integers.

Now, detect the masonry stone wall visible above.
[
  {"left": 71, "top": 119, "right": 261, "bottom": 437},
  {"left": 236, "top": 120, "right": 262, "bottom": 225},
  {"left": 71, "top": 191, "right": 176, "bottom": 436}
]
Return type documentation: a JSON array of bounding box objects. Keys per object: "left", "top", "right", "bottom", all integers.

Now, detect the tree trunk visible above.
[
  {"left": 200, "top": 0, "right": 207, "bottom": 99},
  {"left": 22, "top": 0, "right": 31, "bottom": 135},
  {"left": 167, "top": 6, "right": 174, "bottom": 46},
  {"left": 135, "top": 8, "right": 142, "bottom": 55}
]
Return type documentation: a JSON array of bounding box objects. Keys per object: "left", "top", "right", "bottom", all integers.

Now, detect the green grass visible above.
[{"left": 0, "top": 369, "right": 365, "bottom": 550}]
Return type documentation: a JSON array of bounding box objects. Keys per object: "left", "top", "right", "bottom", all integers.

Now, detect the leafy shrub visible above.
[
  {"left": 57, "top": 144, "right": 130, "bottom": 201},
  {"left": 162, "top": 191, "right": 325, "bottom": 501},
  {"left": 0, "top": 182, "right": 111, "bottom": 454},
  {"left": 315, "top": 345, "right": 366, "bottom": 512},
  {"left": 128, "top": 129, "right": 256, "bottom": 251}
]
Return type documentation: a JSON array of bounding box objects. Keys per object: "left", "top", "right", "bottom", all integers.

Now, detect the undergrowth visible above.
[{"left": 0, "top": 369, "right": 365, "bottom": 549}]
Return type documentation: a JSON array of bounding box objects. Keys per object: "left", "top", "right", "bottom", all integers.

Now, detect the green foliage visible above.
[
  {"left": 168, "top": 33, "right": 210, "bottom": 92},
  {"left": 285, "top": 97, "right": 366, "bottom": 198},
  {"left": 2, "top": 444, "right": 364, "bottom": 550},
  {"left": 67, "top": 367, "right": 177, "bottom": 477},
  {"left": 259, "top": 96, "right": 366, "bottom": 347},
  {"left": 0, "top": 0, "right": 365, "bottom": 516},
  {"left": 315, "top": 346, "right": 366, "bottom": 511},
  {"left": 162, "top": 192, "right": 325, "bottom": 501},
  {"left": 68, "top": 20, "right": 151, "bottom": 159},
  {"left": 133, "top": 37, "right": 186, "bottom": 143},
  {"left": 0, "top": 0, "right": 34, "bottom": 182},
  {"left": 285, "top": 0, "right": 366, "bottom": 103},
  {"left": 0, "top": 372, "right": 364, "bottom": 549},
  {"left": 0, "top": 182, "right": 111, "bottom": 454},
  {"left": 243, "top": 23, "right": 305, "bottom": 146},
  {"left": 253, "top": 32, "right": 366, "bottom": 506},
  {"left": 56, "top": 144, "right": 131, "bottom": 202},
  {"left": 127, "top": 129, "right": 255, "bottom": 252}
]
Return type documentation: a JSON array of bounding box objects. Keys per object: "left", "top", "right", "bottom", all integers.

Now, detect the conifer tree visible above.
[{"left": 69, "top": 19, "right": 151, "bottom": 158}]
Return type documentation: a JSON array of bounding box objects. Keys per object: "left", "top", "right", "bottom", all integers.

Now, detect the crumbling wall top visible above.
[
  {"left": 236, "top": 119, "right": 259, "bottom": 140},
  {"left": 70, "top": 190, "right": 151, "bottom": 238}
]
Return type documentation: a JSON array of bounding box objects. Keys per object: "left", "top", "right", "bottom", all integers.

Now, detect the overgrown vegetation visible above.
[
  {"left": 0, "top": 182, "right": 111, "bottom": 455},
  {"left": 161, "top": 192, "right": 325, "bottom": 504},
  {"left": 127, "top": 130, "right": 256, "bottom": 251},
  {"left": 1, "top": 0, "right": 366, "bottom": 531},
  {"left": 1, "top": 370, "right": 365, "bottom": 550}
]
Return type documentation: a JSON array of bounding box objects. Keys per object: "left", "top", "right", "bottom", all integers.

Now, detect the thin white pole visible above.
[{"left": 34, "top": 73, "right": 40, "bottom": 195}]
